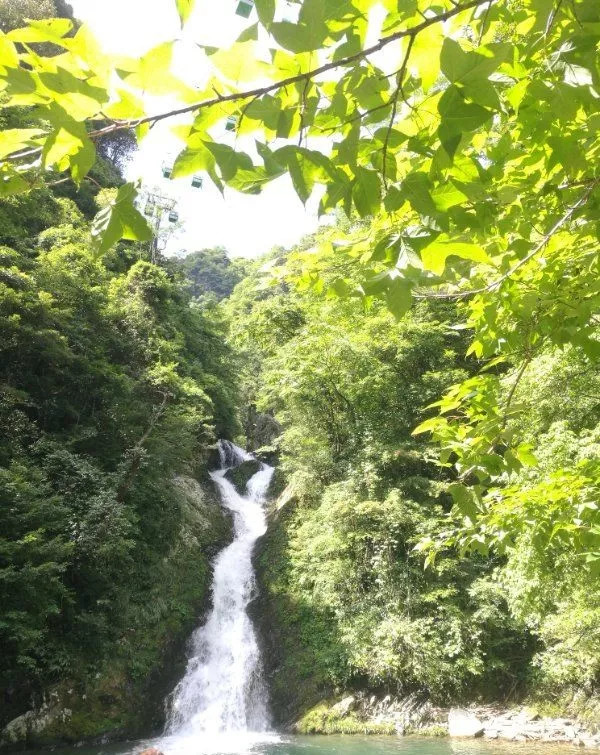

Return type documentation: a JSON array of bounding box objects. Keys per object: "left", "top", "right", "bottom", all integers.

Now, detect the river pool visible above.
[{"left": 15, "top": 734, "right": 579, "bottom": 755}]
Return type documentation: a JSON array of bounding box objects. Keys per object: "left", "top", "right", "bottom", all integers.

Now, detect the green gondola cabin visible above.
[{"left": 235, "top": 0, "right": 253, "bottom": 18}]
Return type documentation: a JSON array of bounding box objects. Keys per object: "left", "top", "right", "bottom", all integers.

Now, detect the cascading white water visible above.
[{"left": 162, "top": 441, "right": 276, "bottom": 754}]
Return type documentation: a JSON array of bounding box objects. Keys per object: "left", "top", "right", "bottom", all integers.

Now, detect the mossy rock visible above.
[
  {"left": 224, "top": 460, "right": 261, "bottom": 495},
  {"left": 295, "top": 702, "right": 395, "bottom": 735}
]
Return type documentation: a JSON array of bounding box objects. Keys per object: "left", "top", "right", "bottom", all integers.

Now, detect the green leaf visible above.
[
  {"left": 204, "top": 142, "right": 253, "bottom": 182},
  {"left": 420, "top": 236, "right": 489, "bottom": 274},
  {"left": 352, "top": 167, "right": 381, "bottom": 217},
  {"left": 431, "top": 181, "right": 469, "bottom": 211},
  {"left": 91, "top": 183, "right": 152, "bottom": 256},
  {"left": 440, "top": 39, "right": 508, "bottom": 85},
  {"left": 255, "top": 0, "right": 276, "bottom": 25},
  {"left": 8, "top": 18, "right": 73, "bottom": 46},
  {"left": 0, "top": 128, "right": 44, "bottom": 160},
  {"left": 0, "top": 167, "right": 28, "bottom": 196},
  {"left": 412, "top": 417, "right": 442, "bottom": 435},
  {"left": 448, "top": 483, "right": 480, "bottom": 518},
  {"left": 174, "top": 0, "right": 195, "bottom": 26},
  {"left": 0, "top": 33, "right": 19, "bottom": 68},
  {"left": 285, "top": 151, "right": 315, "bottom": 204},
  {"left": 104, "top": 89, "right": 145, "bottom": 119},
  {"left": 270, "top": 22, "right": 320, "bottom": 53},
  {"left": 172, "top": 142, "right": 214, "bottom": 178},
  {"left": 410, "top": 22, "right": 443, "bottom": 92},
  {"left": 385, "top": 276, "right": 412, "bottom": 319},
  {"left": 438, "top": 85, "right": 492, "bottom": 135},
  {"left": 38, "top": 67, "right": 108, "bottom": 120},
  {"left": 42, "top": 116, "right": 96, "bottom": 185},
  {"left": 209, "top": 42, "right": 271, "bottom": 82}
]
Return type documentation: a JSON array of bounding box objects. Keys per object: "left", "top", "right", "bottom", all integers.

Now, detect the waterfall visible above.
[{"left": 164, "top": 440, "right": 275, "bottom": 751}]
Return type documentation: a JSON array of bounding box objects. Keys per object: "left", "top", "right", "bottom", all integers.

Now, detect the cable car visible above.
[
  {"left": 162, "top": 162, "right": 173, "bottom": 179},
  {"left": 191, "top": 174, "right": 203, "bottom": 188},
  {"left": 235, "top": 0, "right": 254, "bottom": 18},
  {"left": 168, "top": 211, "right": 179, "bottom": 223},
  {"left": 144, "top": 202, "right": 155, "bottom": 216},
  {"left": 225, "top": 115, "right": 236, "bottom": 132}
]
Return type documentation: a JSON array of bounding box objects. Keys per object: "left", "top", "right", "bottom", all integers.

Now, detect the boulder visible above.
[
  {"left": 331, "top": 696, "right": 356, "bottom": 716},
  {"left": 224, "top": 460, "right": 261, "bottom": 495},
  {"left": 448, "top": 709, "right": 484, "bottom": 738}
]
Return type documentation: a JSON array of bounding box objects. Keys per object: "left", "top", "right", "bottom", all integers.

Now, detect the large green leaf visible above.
[
  {"left": 438, "top": 85, "right": 493, "bottom": 135},
  {"left": 91, "top": 183, "right": 152, "bottom": 256},
  {"left": 385, "top": 276, "right": 413, "bottom": 319},
  {"left": 440, "top": 39, "right": 509, "bottom": 85},
  {"left": 0, "top": 128, "right": 44, "bottom": 160},
  {"left": 255, "top": 0, "right": 276, "bottom": 26},
  {"left": 41, "top": 110, "right": 96, "bottom": 184},
  {"left": 420, "top": 237, "right": 490, "bottom": 275},
  {"left": 352, "top": 167, "right": 381, "bottom": 217}
]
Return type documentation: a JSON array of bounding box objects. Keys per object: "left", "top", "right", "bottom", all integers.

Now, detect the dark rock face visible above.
[
  {"left": 242, "top": 406, "right": 281, "bottom": 452},
  {"left": 224, "top": 460, "right": 262, "bottom": 495}
]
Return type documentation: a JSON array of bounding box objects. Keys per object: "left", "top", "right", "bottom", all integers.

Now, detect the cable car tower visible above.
[
  {"left": 140, "top": 157, "right": 204, "bottom": 261},
  {"left": 139, "top": 190, "right": 179, "bottom": 263}
]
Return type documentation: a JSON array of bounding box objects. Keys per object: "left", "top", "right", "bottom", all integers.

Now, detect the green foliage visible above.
[
  {"left": 178, "top": 247, "right": 248, "bottom": 302},
  {"left": 234, "top": 244, "right": 532, "bottom": 715},
  {"left": 0, "top": 186, "right": 238, "bottom": 729},
  {"left": 1, "top": 1, "right": 598, "bottom": 584},
  {"left": 2, "top": 0, "right": 600, "bottom": 731},
  {"left": 296, "top": 703, "right": 395, "bottom": 735}
]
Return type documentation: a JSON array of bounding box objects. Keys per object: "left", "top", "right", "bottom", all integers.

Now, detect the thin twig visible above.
[
  {"left": 501, "top": 358, "right": 530, "bottom": 429},
  {"left": 413, "top": 178, "right": 600, "bottom": 300},
  {"left": 382, "top": 33, "right": 415, "bottom": 188}
]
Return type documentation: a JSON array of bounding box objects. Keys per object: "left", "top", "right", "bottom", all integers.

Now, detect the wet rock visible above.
[
  {"left": 331, "top": 696, "right": 356, "bottom": 716},
  {"left": 138, "top": 748, "right": 164, "bottom": 755},
  {"left": 224, "top": 460, "right": 261, "bottom": 495},
  {"left": 448, "top": 709, "right": 484, "bottom": 738}
]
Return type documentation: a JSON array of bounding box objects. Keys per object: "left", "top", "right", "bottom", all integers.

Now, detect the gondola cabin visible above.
[
  {"left": 168, "top": 211, "right": 179, "bottom": 223},
  {"left": 235, "top": 0, "right": 254, "bottom": 18},
  {"left": 192, "top": 174, "right": 203, "bottom": 188},
  {"left": 225, "top": 115, "right": 236, "bottom": 132}
]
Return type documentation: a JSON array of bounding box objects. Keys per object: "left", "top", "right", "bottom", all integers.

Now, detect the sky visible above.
[{"left": 68, "top": 0, "right": 326, "bottom": 258}]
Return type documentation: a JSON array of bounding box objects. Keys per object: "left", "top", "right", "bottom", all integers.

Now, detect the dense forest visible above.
[{"left": 1, "top": 0, "right": 600, "bottom": 748}]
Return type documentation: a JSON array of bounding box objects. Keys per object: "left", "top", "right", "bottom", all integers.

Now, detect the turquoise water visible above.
[{"left": 18, "top": 735, "right": 578, "bottom": 755}]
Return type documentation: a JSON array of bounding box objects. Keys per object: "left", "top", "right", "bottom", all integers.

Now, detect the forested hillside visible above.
[
  {"left": 1, "top": 193, "right": 242, "bottom": 745},
  {"left": 225, "top": 226, "right": 600, "bottom": 726},
  {"left": 0, "top": 3, "right": 240, "bottom": 737}
]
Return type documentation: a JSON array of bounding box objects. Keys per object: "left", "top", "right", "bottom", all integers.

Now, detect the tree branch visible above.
[
  {"left": 413, "top": 178, "right": 600, "bottom": 300},
  {"left": 6, "top": 0, "right": 491, "bottom": 163}
]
